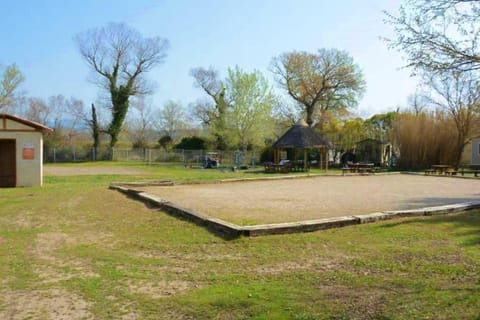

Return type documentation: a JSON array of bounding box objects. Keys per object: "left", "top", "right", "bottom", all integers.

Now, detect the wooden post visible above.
[
  {"left": 325, "top": 147, "right": 329, "bottom": 172},
  {"left": 303, "top": 148, "right": 307, "bottom": 171}
]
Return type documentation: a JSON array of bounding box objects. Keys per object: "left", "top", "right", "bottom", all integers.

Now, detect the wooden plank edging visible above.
[{"left": 110, "top": 183, "right": 480, "bottom": 237}]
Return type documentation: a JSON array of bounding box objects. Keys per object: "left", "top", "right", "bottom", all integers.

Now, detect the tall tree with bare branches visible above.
[
  {"left": 424, "top": 71, "right": 480, "bottom": 168},
  {"left": 190, "top": 67, "right": 229, "bottom": 149},
  {"left": 75, "top": 23, "right": 169, "bottom": 147},
  {"left": 270, "top": 49, "right": 365, "bottom": 127},
  {"left": 384, "top": 0, "right": 480, "bottom": 73}
]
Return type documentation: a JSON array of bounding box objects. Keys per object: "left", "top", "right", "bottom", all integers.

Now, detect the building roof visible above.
[
  {"left": 273, "top": 119, "right": 328, "bottom": 149},
  {"left": 0, "top": 113, "right": 53, "bottom": 133}
]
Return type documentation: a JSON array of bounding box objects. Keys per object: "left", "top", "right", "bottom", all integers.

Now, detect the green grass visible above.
[{"left": 0, "top": 162, "right": 479, "bottom": 319}]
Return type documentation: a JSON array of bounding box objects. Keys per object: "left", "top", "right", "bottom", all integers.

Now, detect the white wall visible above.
[
  {"left": 1, "top": 118, "right": 44, "bottom": 187},
  {"left": 471, "top": 139, "right": 480, "bottom": 165}
]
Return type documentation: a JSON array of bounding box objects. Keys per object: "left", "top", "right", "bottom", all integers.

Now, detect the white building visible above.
[{"left": 0, "top": 113, "right": 52, "bottom": 187}]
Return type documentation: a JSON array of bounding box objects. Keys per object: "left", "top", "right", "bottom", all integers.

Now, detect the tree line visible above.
[{"left": 1, "top": 0, "right": 479, "bottom": 169}]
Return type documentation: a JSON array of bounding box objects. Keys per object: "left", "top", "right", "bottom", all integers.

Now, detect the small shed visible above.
[
  {"left": 0, "top": 113, "right": 52, "bottom": 187},
  {"left": 272, "top": 119, "right": 329, "bottom": 170},
  {"left": 471, "top": 138, "right": 480, "bottom": 165},
  {"left": 355, "top": 138, "right": 392, "bottom": 166}
]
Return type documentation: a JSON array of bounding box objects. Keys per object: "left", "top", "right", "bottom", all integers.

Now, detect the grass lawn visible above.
[{"left": 0, "top": 162, "right": 479, "bottom": 319}]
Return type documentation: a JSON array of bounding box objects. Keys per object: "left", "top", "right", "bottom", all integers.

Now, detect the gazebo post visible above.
[
  {"left": 324, "top": 148, "right": 329, "bottom": 171},
  {"left": 319, "top": 148, "right": 323, "bottom": 169},
  {"left": 303, "top": 148, "right": 308, "bottom": 171}
]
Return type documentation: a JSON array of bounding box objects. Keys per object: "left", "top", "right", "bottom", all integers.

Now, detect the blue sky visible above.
[{"left": 1, "top": 0, "right": 417, "bottom": 118}]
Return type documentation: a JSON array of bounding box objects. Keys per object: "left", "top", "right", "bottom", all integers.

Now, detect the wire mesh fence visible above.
[{"left": 44, "top": 147, "right": 260, "bottom": 168}]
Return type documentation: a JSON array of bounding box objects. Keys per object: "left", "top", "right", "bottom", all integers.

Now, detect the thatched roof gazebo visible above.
[{"left": 272, "top": 119, "right": 329, "bottom": 171}]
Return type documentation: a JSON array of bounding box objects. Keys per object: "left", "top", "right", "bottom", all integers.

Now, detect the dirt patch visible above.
[
  {"left": 123, "top": 279, "right": 196, "bottom": 298},
  {"left": 256, "top": 258, "right": 342, "bottom": 275},
  {"left": 29, "top": 231, "right": 113, "bottom": 283},
  {"left": 44, "top": 165, "right": 148, "bottom": 176},
  {"left": 33, "top": 232, "right": 76, "bottom": 261},
  {"left": 138, "top": 175, "right": 480, "bottom": 225},
  {"left": 320, "top": 285, "right": 392, "bottom": 319},
  {"left": 0, "top": 288, "right": 93, "bottom": 320}
]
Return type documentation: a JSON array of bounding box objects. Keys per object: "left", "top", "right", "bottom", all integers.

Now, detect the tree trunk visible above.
[
  {"left": 91, "top": 103, "right": 100, "bottom": 159},
  {"left": 306, "top": 105, "right": 314, "bottom": 127},
  {"left": 108, "top": 86, "right": 130, "bottom": 148}
]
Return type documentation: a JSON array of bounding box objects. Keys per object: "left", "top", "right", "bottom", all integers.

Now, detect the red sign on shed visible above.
[{"left": 22, "top": 143, "right": 35, "bottom": 160}]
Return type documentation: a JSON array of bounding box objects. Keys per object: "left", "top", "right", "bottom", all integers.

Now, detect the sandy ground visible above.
[
  {"left": 44, "top": 165, "right": 147, "bottom": 176},
  {"left": 139, "top": 174, "right": 480, "bottom": 225}
]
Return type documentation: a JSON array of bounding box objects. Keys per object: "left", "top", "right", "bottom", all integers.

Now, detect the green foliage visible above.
[
  {"left": 158, "top": 135, "right": 173, "bottom": 150},
  {"left": 0, "top": 63, "right": 24, "bottom": 110},
  {"left": 191, "top": 66, "right": 277, "bottom": 151},
  {"left": 174, "top": 136, "right": 207, "bottom": 150},
  {"left": 225, "top": 66, "right": 277, "bottom": 151},
  {"left": 108, "top": 85, "right": 131, "bottom": 147}
]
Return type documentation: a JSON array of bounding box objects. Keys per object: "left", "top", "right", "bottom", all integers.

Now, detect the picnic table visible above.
[
  {"left": 342, "top": 163, "right": 374, "bottom": 175},
  {"left": 459, "top": 164, "right": 480, "bottom": 177},
  {"left": 425, "top": 165, "right": 457, "bottom": 176},
  {"left": 264, "top": 162, "right": 291, "bottom": 173}
]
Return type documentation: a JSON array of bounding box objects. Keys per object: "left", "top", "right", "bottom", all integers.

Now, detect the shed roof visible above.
[
  {"left": 273, "top": 119, "right": 328, "bottom": 148},
  {"left": 0, "top": 113, "right": 53, "bottom": 133}
]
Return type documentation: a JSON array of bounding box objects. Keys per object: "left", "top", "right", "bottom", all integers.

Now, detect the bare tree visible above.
[
  {"left": 425, "top": 71, "right": 480, "bottom": 168},
  {"left": 25, "top": 98, "right": 51, "bottom": 124},
  {"left": 75, "top": 23, "right": 169, "bottom": 147},
  {"left": 156, "top": 100, "right": 187, "bottom": 142},
  {"left": 407, "top": 90, "right": 429, "bottom": 115},
  {"left": 190, "top": 67, "right": 229, "bottom": 149},
  {"left": 127, "top": 97, "right": 155, "bottom": 148},
  {"left": 384, "top": 0, "right": 480, "bottom": 73},
  {"left": 0, "top": 63, "right": 24, "bottom": 111},
  {"left": 270, "top": 49, "right": 365, "bottom": 127},
  {"left": 25, "top": 95, "right": 85, "bottom": 148}
]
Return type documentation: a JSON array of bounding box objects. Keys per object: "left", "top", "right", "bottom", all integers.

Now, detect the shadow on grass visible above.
[
  {"left": 379, "top": 208, "right": 480, "bottom": 246},
  {"left": 121, "top": 190, "right": 241, "bottom": 241},
  {"left": 398, "top": 196, "right": 480, "bottom": 209}
]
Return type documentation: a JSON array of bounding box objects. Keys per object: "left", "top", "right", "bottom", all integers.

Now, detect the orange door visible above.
[{"left": 0, "top": 139, "right": 16, "bottom": 187}]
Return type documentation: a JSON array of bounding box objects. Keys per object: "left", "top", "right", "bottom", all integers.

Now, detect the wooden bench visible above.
[
  {"left": 342, "top": 168, "right": 354, "bottom": 175},
  {"left": 444, "top": 170, "right": 457, "bottom": 176},
  {"left": 459, "top": 169, "right": 480, "bottom": 177},
  {"left": 280, "top": 163, "right": 291, "bottom": 173}
]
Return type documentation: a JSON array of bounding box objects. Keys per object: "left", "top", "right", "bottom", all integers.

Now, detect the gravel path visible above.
[{"left": 140, "top": 174, "right": 480, "bottom": 225}]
